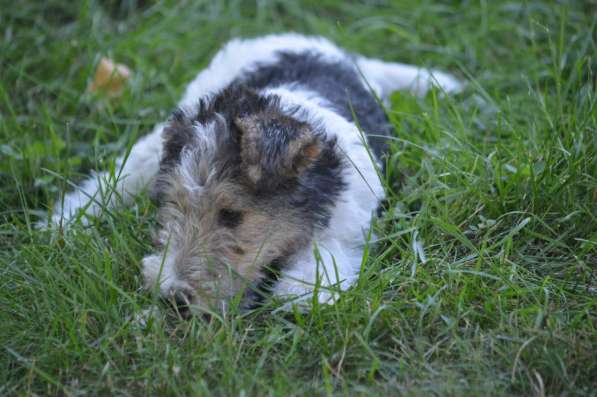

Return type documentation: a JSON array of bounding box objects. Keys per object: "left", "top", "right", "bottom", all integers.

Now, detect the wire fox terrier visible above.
[{"left": 50, "top": 33, "right": 462, "bottom": 315}]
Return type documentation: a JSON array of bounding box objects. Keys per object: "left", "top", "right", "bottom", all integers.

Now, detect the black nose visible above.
[
  {"left": 163, "top": 291, "right": 192, "bottom": 319},
  {"left": 163, "top": 291, "right": 215, "bottom": 321}
]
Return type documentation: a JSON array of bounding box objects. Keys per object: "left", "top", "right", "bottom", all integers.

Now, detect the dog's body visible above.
[{"left": 52, "top": 34, "right": 461, "bottom": 313}]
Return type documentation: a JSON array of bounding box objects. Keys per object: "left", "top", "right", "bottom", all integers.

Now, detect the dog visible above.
[{"left": 50, "top": 33, "right": 462, "bottom": 315}]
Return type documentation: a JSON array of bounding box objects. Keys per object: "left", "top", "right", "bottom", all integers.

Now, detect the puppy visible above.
[{"left": 50, "top": 34, "right": 461, "bottom": 314}]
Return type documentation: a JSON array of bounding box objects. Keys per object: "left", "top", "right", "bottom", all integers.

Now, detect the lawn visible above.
[{"left": 1, "top": 0, "right": 596, "bottom": 395}]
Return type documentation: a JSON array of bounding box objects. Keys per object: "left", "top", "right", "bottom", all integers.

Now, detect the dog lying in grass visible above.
[{"left": 50, "top": 33, "right": 462, "bottom": 316}]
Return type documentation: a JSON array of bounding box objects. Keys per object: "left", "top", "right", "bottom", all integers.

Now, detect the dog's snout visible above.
[
  {"left": 164, "top": 290, "right": 214, "bottom": 321},
  {"left": 164, "top": 290, "right": 192, "bottom": 319}
]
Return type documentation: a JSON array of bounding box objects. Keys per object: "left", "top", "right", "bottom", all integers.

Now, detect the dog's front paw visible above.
[
  {"left": 428, "top": 70, "right": 464, "bottom": 94},
  {"left": 37, "top": 191, "right": 97, "bottom": 229},
  {"left": 271, "top": 278, "right": 345, "bottom": 311}
]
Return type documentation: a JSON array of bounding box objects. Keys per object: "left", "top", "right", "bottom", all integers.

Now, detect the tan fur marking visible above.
[
  {"left": 235, "top": 116, "right": 263, "bottom": 184},
  {"left": 154, "top": 174, "right": 315, "bottom": 309},
  {"left": 285, "top": 126, "right": 321, "bottom": 175}
]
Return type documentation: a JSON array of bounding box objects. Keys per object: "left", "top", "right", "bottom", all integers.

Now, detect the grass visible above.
[{"left": 1, "top": 0, "right": 596, "bottom": 395}]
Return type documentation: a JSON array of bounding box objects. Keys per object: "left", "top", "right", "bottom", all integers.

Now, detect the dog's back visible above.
[{"left": 235, "top": 50, "right": 393, "bottom": 159}]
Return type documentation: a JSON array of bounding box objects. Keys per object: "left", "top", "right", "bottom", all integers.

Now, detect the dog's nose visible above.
[
  {"left": 174, "top": 292, "right": 191, "bottom": 318},
  {"left": 163, "top": 290, "right": 192, "bottom": 319},
  {"left": 163, "top": 290, "right": 215, "bottom": 321}
]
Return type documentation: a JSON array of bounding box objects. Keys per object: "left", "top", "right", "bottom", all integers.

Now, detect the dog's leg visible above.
[
  {"left": 50, "top": 123, "right": 166, "bottom": 226},
  {"left": 356, "top": 57, "right": 463, "bottom": 99},
  {"left": 272, "top": 238, "right": 364, "bottom": 305}
]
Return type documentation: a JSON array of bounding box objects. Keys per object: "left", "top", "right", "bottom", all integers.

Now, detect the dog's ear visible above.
[{"left": 235, "top": 113, "right": 322, "bottom": 188}]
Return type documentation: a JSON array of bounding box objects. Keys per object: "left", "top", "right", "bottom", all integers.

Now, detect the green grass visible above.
[{"left": 1, "top": 0, "right": 596, "bottom": 395}]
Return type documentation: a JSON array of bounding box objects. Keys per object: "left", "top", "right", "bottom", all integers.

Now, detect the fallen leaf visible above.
[{"left": 89, "top": 57, "right": 132, "bottom": 97}]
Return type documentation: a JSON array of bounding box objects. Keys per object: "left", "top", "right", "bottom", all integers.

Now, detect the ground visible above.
[{"left": 1, "top": 1, "right": 596, "bottom": 395}]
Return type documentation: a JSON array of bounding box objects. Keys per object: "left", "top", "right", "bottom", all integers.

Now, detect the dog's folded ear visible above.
[{"left": 235, "top": 113, "right": 322, "bottom": 189}]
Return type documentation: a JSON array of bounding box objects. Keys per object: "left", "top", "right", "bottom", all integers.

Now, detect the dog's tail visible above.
[{"left": 356, "top": 56, "right": 463, "bottom": 99}]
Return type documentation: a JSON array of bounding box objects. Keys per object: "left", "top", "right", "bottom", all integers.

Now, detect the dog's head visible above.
[{"left": 142, "top": 87, "right": 344, "bottom": 314}]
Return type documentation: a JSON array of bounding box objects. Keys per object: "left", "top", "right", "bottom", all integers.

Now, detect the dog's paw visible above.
[
  {"left": 428, "top": 70, "right": 464, "bottom": 94},
  {"left": 270, "top": 278, "right": 345, "bottom": 313},
  {"left": 36, "top": 192, "right": 96, "bottom": 230}
]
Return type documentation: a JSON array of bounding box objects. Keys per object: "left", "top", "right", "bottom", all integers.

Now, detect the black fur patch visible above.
[
  {"left": 160, "top": 108, "right": 197, "bottom": 169},
  {"left": 236, "top": 112, "right": 319, "bottom": 190},
  {"left": 237, "top": 51, "right": 393, "bottom": 160},
  {"left": 241, "top": 258, "right": 286, "bottom": 309}
]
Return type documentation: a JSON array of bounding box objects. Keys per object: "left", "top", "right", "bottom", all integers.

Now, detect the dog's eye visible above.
[{"left": 218, "top": 208, "right": 243, "bottom": 228}]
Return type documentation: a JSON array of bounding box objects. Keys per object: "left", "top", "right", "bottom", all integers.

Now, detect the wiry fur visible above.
[{"left": 48, "top": 33, "right": 462, "bottom": 314}]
